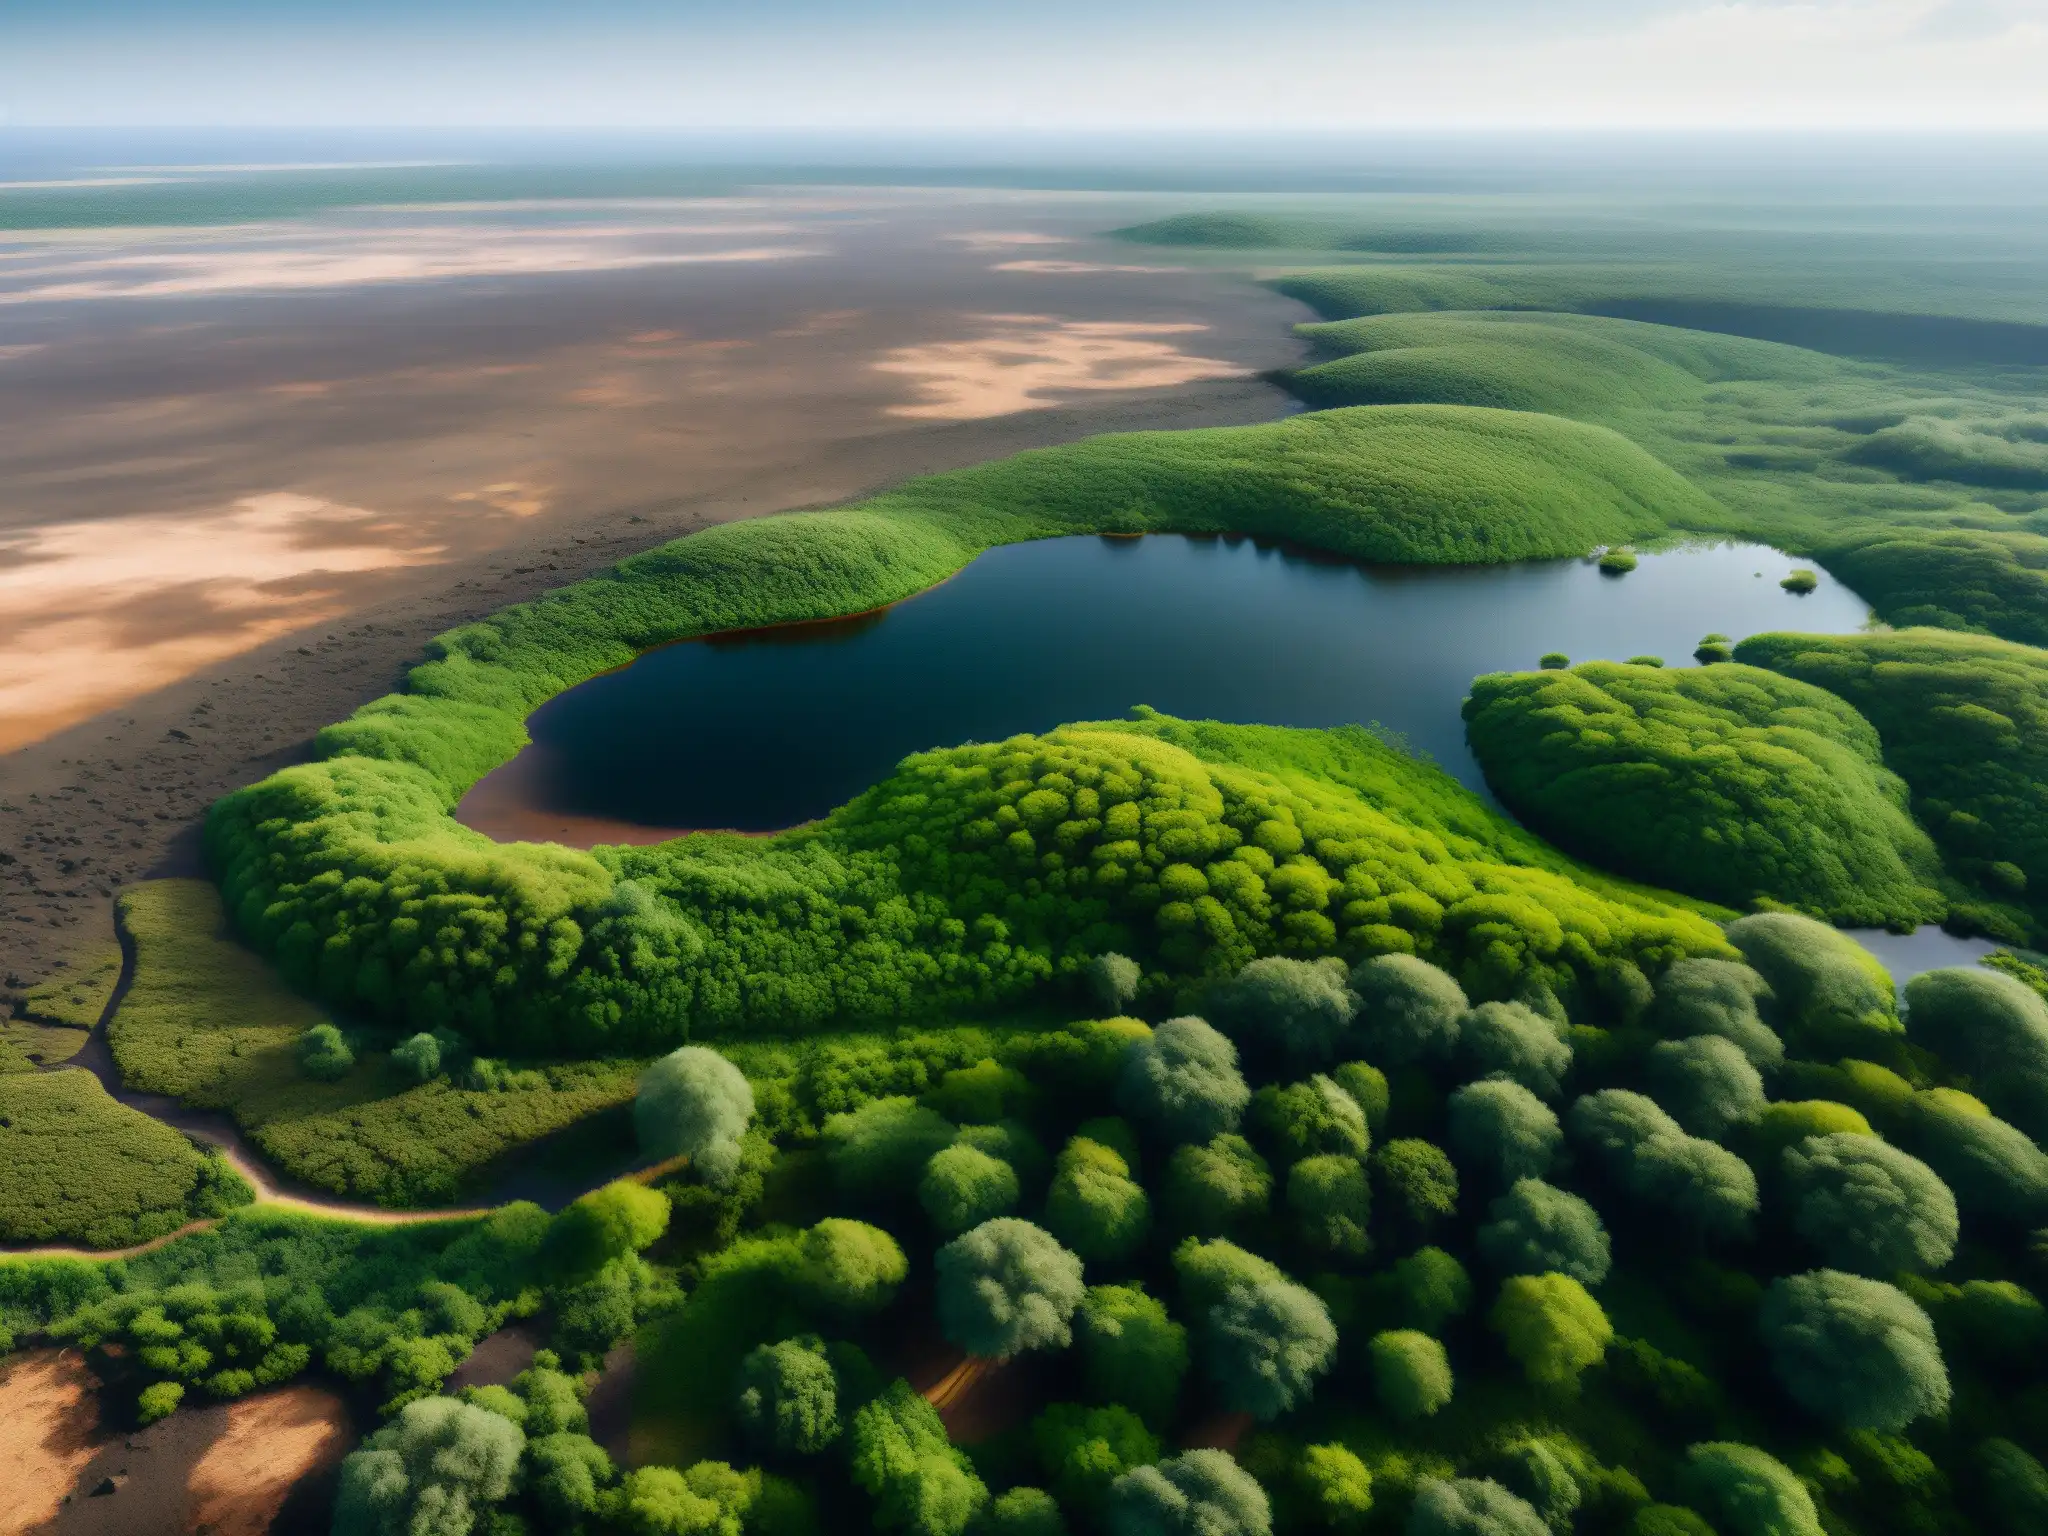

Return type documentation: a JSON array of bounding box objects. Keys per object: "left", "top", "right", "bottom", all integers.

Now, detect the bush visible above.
[
  {"left": 936, "top": 1219, "right": 1086, "bottom": 1359},
  {"left": 391, "top": 1032, "right": 445, "bottom": 1084},
  {"left": 637, "top": 1047, "right": 756, "bottom": 1187},
  {"left": 1490, "top": 1274, "right": 1612, "bottom": 1391},
  {"left": 795, "top": 1219, "right": 907, "bottom": 1315},
  {"left": 1759, "top": 1270, "right": 1950, "bottom": 1431},
  {"left": 1251, "top": 1076, "right": 1370, "bottom": 1164},
  {"left": 1207, "top": 957, "right": 1359, "bottom": 1069},
  {"left": 1903, "top": 966, "right": 2048, "bottom": 1141},
  {"left": 736, "top": 1337, "right": 841, "bottom": 1456},
  {"left": 1034, "top": 1402, "right": 1161, "bottom": 1516},
  {"left": 921, "top": 1144, "right": 1021, "bottom": 1236},
  {"left": 985, "top": 1488, "right": 1068, "bottom": 1536},
  {"left": 1724, "top": 912, "right": 1898, "bottom": 1054},
  {"left": 1329, "top": 1062, "right": 1391, "bottom": 1136},
  {"left": 1905, "top": 1093, "right": 2048, "bottom": 1224},
  {"left": 1601, "top": 549, "right": 1639, "bottom": 574},
  {"left": 1349, "top": 956, "right": 1468, "bottom": 1067},
  {"left": 1118, "top": 1017, "right": 1251, "bottom": 1147},
  {"left": 1649, "top": 959, "right": 1784, "bottom": 1070},
  {"left": 1748, "top": 1100, "right": 1873, "bottom": 1156},
  {"left": 1782, "top": 1133, "right": 1958, "bottom": 1275},
  {"left": 1460, "top": 1002, "right": 1572, "bottom": 1101},
  {"left": 1478, "top": 1180, "right": 1611, "bottom": 1285},
  {"left": 1108, "top": 1450, "right": 1271, "bottom": 1536},
  {"left": 529, "top": 1432, "right": 615, "bottom": 1524},
  {"left": 298, "top": 1023, "right": 355, "bottom": 1081},
  {"left": 1406, "top": 1478, "right": 1549, "bottom": 1536},
  {"left": 1372, "top": 1140, "right": 1459, "bottom": 1234},
  {"left": 333, "top": 1397, "right": 525, "bottom": 1536},
  {"left": 1202, "top": 1276, "right": 1339, "bottom": 1420},
  {"left": 1088, "top": 954, "right": 1144, "bottom": 1013},
  {"left": 541, "top": 1179, "right": 669, "bottom": 1279},
  {"left": 927, "top": 1060, "right": 1035, "bottom": 1125},
  {"left": 1379, "top": 1247, "right": 1474, "bottom": 1334},
  {"left": 850, "top": 1380, "right": 989, "bottom": 1536},
  {"left": 1370, "top": 1330, "right": 1454, "bottom": 1420},
  {"left": 1447, "top": 1080, "right": 1562, "bottom": 1188},
  {"left": 1680, "top": 1443, "right": 1822, "bottom": 1536},
  {"left": 1570, "top": 1090, "right": 1758, "bottom": 1241},
  {"left": 1977, "top": 1439, "right": 2048, "bottom": 1531},
  {"left": 825, "top": 1098, "right": 960, "bottom": 1204},
  {"left": 1539, "top": 654, "right": 1571, "bottom": 671},
  {"left": 1287, "top": 1155, "right": 1372, "bottom": 1260},
  {"left": 1645, "top": 1036, "right": 1765, "bottom": 1139},
  {"left": 1045, "top": 1137, "right": 1153, "bottom": 1265},
  {"left": 1162, "top": 1135, "right": 1272, "bottom": 1236},
  {"left": 1077, "top": 1284, "right": 1190, "bottom": 1429},
  {"left": 956, "top": 1121, "right": 1051, "bottom": 1195},
  {"left": 615, "top": 1461, "right": 761, "bottom": 1536}
]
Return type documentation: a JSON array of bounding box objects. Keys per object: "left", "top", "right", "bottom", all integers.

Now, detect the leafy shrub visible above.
[
  {"left": 1201, "top": 1276, "right": 1339, "bottom": 1420},
  {"left": 1460, "top": 1002, "right": 1572, "bottom": 1101},
  {"left": 1162, "top": 1135, "right": 1272, "bottom": 1236},
  {"left": 1045, "top": 1137, "right": 1152, "bottom": 1265},
  {"left": 1680, "top": 1443, "right": 1821, "bottom": 1536},
  {"left": 1349, "top": 956, "right": 1469, "bottom": 1067},
  {"left": 1376, "top": 1247, "right": 1474, "bottom": 1335},
  {"left": 1446, "top": 1079, "right": 1561, "bottom": 1188},
  {"left": 736, "top": 1337, "right": 840, "bottom": 1456},
  {"left": 1077, "top": 1284, "right": 1190, "bottom": 1429},
  {"left": 1759, "top": 1270, "right": 1950, "bottom": 1431},
  {"left": 1478, "top": 1180, "right": 1611, "bottom": 1285},
  {"left": 1088, "top": 953, "right": 1143, "bottom": 1013},
  {"left": 1782, "top": 1133, "right": 1958, "bottom": 1275},
  {"left": 1118, "top": 1017, "right": 1251, "bottom": 1147},
  {"left": 985, "top": 1488, "right": 1068, "bottom": 1536},
  {"left": 1207, "top": 956, "right": 1359, "bottom": 1070},
  {"left": 936, "top": 1219, "right": 1085, "bottom": 1358},
  {"left": 1644, "top": 1035, "right": 1765, "bottom": 1139},
  {"left": 541, "top": 1179, "right": 669, "bottom": 1280},
  {"left": 1570, "top": 1091, "right": 1758, "bottom": 1241},
  {"left": 1299, "top": 1443, "right": 1374, "bottom": 1531},
  {"left": 1034, "top": 1402, "right": 1161, "bottom": 1516},
  {"left": 1649, "top": 958, "right": 1784, "bottom": 1070},
  {"left": 794, "top": 1218, "right": 907, "bottom": 1315},
  {"left": 1287, "top": 1155, "right": 1372, "bottom": 1260},
  {"left": 1329, "top": 1061, "right": 1391, "bottom": 1136},
  {"left": 333, "top": 1396, "right": 524, "bottom": 1536},
  {"left": 1372, "top": 1139, "right": 1459, "bottom": 1235},
  {"left": 1724, "top": 912, "right": 1899, "bottom": 1055},
  {"left": 1407, "top": 1478, "right": 1549, "bottom": 1536},
  {"left": 1371, "top": 1329, "right": 1454, "bottom": 1420},
  {"left": 1251, "top": 1076, "right": 1370, "bottom": 1164},
  {"left": 298, "top": 1023, "right": 355, "bottom": 1081},
  {"left": 926, "top": 1059, "right": 1035, "bottom": 1125},
  {"left": 850, "top": 1380, "right": 988, "bottom": 1536},
  {"left": 1903, "top": 966, "right": 2048, "bottom": 1141},
  {"left": 637, "top": 1047, "right": 756, "bottom": 1186},
  {"left": 1904, "top": 1092, "right": 2048, "bottom": 1224},
  {"left": 1108, "top": 1449, "right": 1272, "bottom": 1536},
  {"left": 1490, "top": 1274, "right": 1612, "bottom": 1391},
  {"left": 824, "top": 1098, "right": 958, "bottom": 1203},
  {"left": 920, "top": 1144, "right": 1021, "bottom": 1236}
]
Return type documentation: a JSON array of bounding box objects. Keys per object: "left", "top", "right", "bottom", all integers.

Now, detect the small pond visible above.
[{"left": 457, "top": 533, "right": 1873, "bottom": 842}]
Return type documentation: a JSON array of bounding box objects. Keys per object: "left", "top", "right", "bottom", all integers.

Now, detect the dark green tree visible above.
[
  {"left": 1461, "top": 1002, "right": 1572, "bottom": 1101},
  {"left": 1119, "top": 1017, "right": 1252, "bottom": 1146},
  {"left": 1208, "top": 956, "right": 1360, "bottom": 1069},
  {"left": 1370, "top": 1329, "right": 1454, "bottom": 1420},
  {"left": 849, "top": 1380, "right": 988, "bottom": 1536},
  {"left": 1645, "top": 1035, "right": 1765, "bottom": 1139},
  {"left": 1406, "top": 1478, "right": 1549, "bottom": 1536},
  {"left": 824, "top": 1098, "right": 959, "bottom": 1203},
  {"left": 1649, "top": 958, "right": 1784, "bottom": 1070},
  {"left": 1162, "top": 1135, "right": 1272, "bottom": 1236},
  {"left": 332, "top": 1397, "right": 524, "bottom": 1536},
  {"left": 1252, "top": 1077, "right": 1370, "bottom": 1164},
  {"left": 1045, "top": 1137, "right": 1152, "bottom": 1266},
  {"left": 1033, "top": 1402, "right": 1161, "bottom": 1518},
  {"left": 1447, "top": 1080, "right": 1561, "bottom": 1188},
  {"left": 1759, "top": 1270, "right": 1950, "bottom": 1431},
  {"left": 1904, "top": 967, "right": 2048, "bottom": 1140},
  {"left": 1477, "top": 1179, "right": 1610, "bottom": 1285},
  {"left": 1201, "top": 1276, "right": 1338, "bottom": 1421},
  {"left": 1372, "top": 1139, "right": 1459, "bottom": 1235},
  {"left": 1782, "top": 1133, "right": 1958, "bottom": 1276},
  {"left": 1108, "top": 1450, "right": 1271, "bottom": 1536},
  {"left": 1077, "top": 1284, "right": 1189, "bottom": 1430},
  {"left": 920, "top": 1144, "right": 1021, "bottom": 1236},
  {"left": 1287, "top": 1155, "right": 1372, "bottom": 1260},
  {"left": 1681, "top": 1443, "right": 1822, "bottom": 1536},
  {"left": 984, "top": 1488, "right": 1068, "bottom": 1536},
  {"left": 936, "top": 1219, "right": 1086, "bottom": 1359},
  {"left": 736, "top": 1337, "right": 841, "bottom": 1456},
  {"left": 1349, "top": 955, "right": 1468, "bottom": 1067}
]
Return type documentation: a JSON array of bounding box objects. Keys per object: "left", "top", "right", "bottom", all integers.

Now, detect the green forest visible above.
[{"left": 10, "top": 192, "right": 2048, "bottom": 1536}]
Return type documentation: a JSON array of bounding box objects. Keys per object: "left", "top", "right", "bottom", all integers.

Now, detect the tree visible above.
[
  {"left": 849, "top": 1380, "right": 989, "bottom": 1536},
  {"left": 1782, "top": 1133, "right": 1958, "bottom": 1276},
  {"left": 1978, "top": 1439, "right": 2048, "bottom": 1532},
  {"left": 1478, "top": 1180, "right": 1610, "bottom": 1285},
  {"left": 1208, "top": 957, "right": 1360, "bottom": 1069},
  {"left": 1370, "top": 1330, "right": 1453, "bottom": 1420},
  {"left": 1108, "top": 1450, "right": 1271, "bottom": 1536},
  {"left": 796, "top": 1219, "right": 907, "bottom": 1315},
  {"left": 955, "top": 1121, "right": 1051, "bottom": 1195},
  {"left": 1201, "top": 1276, "right": 1338, "bottom": 1420},
  {"left": 529, "top": 1432, "right": 616, "bottom": 1523},
  {"left": 927, "top": 1060, "right": 1034, "bottom": 1125},
  {"left": 1725, "top": 912, "right": 1897, "bottom": 1053},
  {"left": 1045, "top": 1137, "right": 1152, "bottom": 1265},
  {"left": 1495, "top": 1443, "right": 1580, "bottom": 1536},
  {"left": 1628, "top": 1507, "right": 1715, "bottom": 1536},
  {"left": 1569, "top": 1091, "right": 1758, "bottom": 1242},
  {"left": 1649, "top": 958, "right": 1784, "bottom": 1071},
  {"left": 333, "top": 1397, "right": 524, "bottom": 1536},
  {"left": 1372, "top": 1140, "right": 1459, "bottom": 1235},
  {"left": 1300, "top": 1444, "right": 1374, "bottom": 1532},
  {"left": 1461, "top": 1002, "right": 1572, "bottom": 1101},
  {"left": 1349, "top": 955, "right": 1468, "bottom": 1066},
  {"left": 1490, "top": 1274, "right": 1612, "bottom": 1391},
  {"left": 616, "top": 1462, "right": 761, "bottom": 1536},
  {"left": 920, "top": 1144, "right": 1020, "bottom": 1236},
  {"left": 1406, "top": 1478, "right": 1549, "bottom": 1536},
  {"left": 824, "top": 1098, "right": 958, "bottom": 1203},
  {"left": 1447, "top": 1080, "right": 1561, "bottom": 1188},
  {"left": 1907, "top": 1095, "right": 2048, "bottom": 1224},
  {"left": 936, "top": 1219, "right": 1086, "bottom": 1359},
  {"left": 392, "top": 1031, "right": 446, "bottom": 1084},
  {"left": 736, "top": 1337, "right": 840, "bottom": 1456},
  {"left": 985, "top": 1488, "right": 1068, "bottom": 1536},
  {"left": 1905, "top": 967, "right": 2048, "bottom": 1140},
  {"left": 1645, "top": 1036, "right": 1764, "bottom": 1140},
  {"left": 1380, "top": 1247, "right": 1473, "bottom": 1334},
  {"left": 1162, "top": 1135, "right": 1272, "bottom": 1236},
  {"left": 637, "top": 1046, "right": 756, "bottom": 1187},
  {"left": 1749, "top": 1100, "right": 1874, "bottom": 1156},
  {"left": 1078, "top": 1284, "right": 1189, "bottom": 1430},
  {"left": 1118, "top": 1017, "right": 1252, "bottom": 1145},
  {"left": 1287, "top": 1155, "right": 1371, "bottom": 1260},
  {"left": 1681, "top": 1443, "right": 1822, "bottom": 1536},
  {"left": 1088, "top": 953, "right": 1144, "bottom": 1014},
  {"left": 1330, "top": 1062, "right": 1391, "bottom": 1137},
  {"left": 298, "top": 1022, "right": 353, "bottom": 1081},
  {"left": 1034, "top": 1402, "right": 1161, "bottom": 1516},
  {"left": 1251, "top": 1077, "right": 1370, "bottom": 1164},
  {"left": 541, "top": 1179, "right": 670, "bottom": 1279},
  {"left": 1760, "top": 1270, "right": 1949, "bottom": 1431},
  {"left": 1174, "top": 1238, "right": 1284, "bottom": 1314}
]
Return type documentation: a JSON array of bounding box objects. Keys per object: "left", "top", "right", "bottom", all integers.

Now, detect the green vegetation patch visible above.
[
  {"left": 1110, "top": 213, "right": 1509, "bottom": 255},
  {"left": 1737, "top": 628, "right": 2048, "bottom": 927},
  {"left": 111, "top": 879, "right": 638, "bottom": 1205},
  {"left": 208, "top": 407, "right": 1723, "bottom": 1058},
  {"left": 0, "top": 1070, "right": 250, "bottom": 1249},
  {"left": 1462, "top": 660, "right": 1948, "bottom": 926},
  {"left": 18, "top": 940, "right": 121, "bottom": 1027}
]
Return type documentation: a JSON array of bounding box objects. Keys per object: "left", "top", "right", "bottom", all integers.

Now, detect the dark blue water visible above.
[{"left": 465, "top": 533, "right": 1870, "bottom": 835}]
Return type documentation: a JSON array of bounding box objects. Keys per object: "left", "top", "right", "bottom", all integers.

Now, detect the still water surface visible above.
[{"left": 461, "top": 532, "right": 1872, "bottom": 837}]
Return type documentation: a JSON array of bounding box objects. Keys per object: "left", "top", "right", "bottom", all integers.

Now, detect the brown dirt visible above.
[
  {"left": 1181, "top": 1410, "right": 1255, "bottom": 1454},
  {"left": 0, "top": 189, "right": 1302, "bottom": 1003},
  {"left": 0, "top": 1351, "right": 106, "bottom": 1536}
]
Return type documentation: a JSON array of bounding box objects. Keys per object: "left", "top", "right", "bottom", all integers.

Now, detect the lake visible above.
[{"left": 456, "top": 532, "right": 1873, "bottom": 843}]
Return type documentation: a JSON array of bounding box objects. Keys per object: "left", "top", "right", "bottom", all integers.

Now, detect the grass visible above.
[
  {"left": 0, "top": 1070, "right": 251, "bottom": 1250},
  {"left": 1462, "top": 660, "right": 1949, "bottom": 926},
  {"left": 1, "top": 941, "right": 121, "bottom": 1073},
  {"left": 111, "top": 880, "right": 641, "bottom": 1206}
]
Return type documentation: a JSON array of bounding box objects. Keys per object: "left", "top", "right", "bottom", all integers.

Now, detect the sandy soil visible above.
[
  {"left": 0, "top": 189, "right": 1301, "bottom": 1001},
  {"left": 0, "top": 1352, "right": 105, "bottom": 1535}
]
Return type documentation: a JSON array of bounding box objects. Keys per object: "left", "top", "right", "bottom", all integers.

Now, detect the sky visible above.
[{"left": 5, "top": 0, "right": 2048, "bottom": 130}]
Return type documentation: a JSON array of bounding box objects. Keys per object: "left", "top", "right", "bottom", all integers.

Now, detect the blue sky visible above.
[{"left": 6, "top": 0, "right": 2048, "bottom": 129}]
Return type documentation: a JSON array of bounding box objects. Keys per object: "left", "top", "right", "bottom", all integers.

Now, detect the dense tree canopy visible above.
[
  {"left": 1119, "top": 1017, "right": 1252, "bottom": 1146},
  {"left": 1903, "top": 967, "right": 2048, "bottom": 1140},
  {"left": 1570, "top": 1090, "right": 1758, "bottom": 1241},
  {"left": 1373, "top": 1139, "right": 1461, "bottom": 1235},
  {"left": 1287, "top": 1154, "right": 1372, "bottom": 1260},
  {"left": 1207, "top": 956, "right": 1360, "bottom": 1069},
  {"left": 825, "top": 1098, "right": 960, "bottom": 1204},
  {"left": 796, "top": 1219, "right": 908, "bottom": 1315},
  {"left": 1379, "top": 1247, "right": 1475, "bottom": 1335},
  {"left": 1349, "top": 956, "right": 1469, "bottom": 1067},
  {"left": 1759, "top": 1270, "right": 1950, "bottom": 1431},
  {"left": 1782, "top": 1133, "right": 1959, "bottom": 1276},
  {"left": 637, "top": 1046, "right": 756, "bottom": 1187},
  {"left": 1681, "top": 1443, "right": 1822, "bottom": 1536},
  {"left": 1034, "top": 1403, "right": 1161, "bottom": 1516},
  {"left": 1477, "top": 1179, "right": 1611, "bottom": 1285},
  {"left": 1725, "top": 912, "right": 1899, "bottom": 1055},
  {"left": 936, "top": 1219, "right": 1087, "bottom": 1359},
  {"left": 736, "top": 1337, "right": 841, "bottom": 1457},
  {"left": 542, "top": 1179, "right": 670, "bottom": 1280},
  {"left": 1088, "top": 953, "right": 1143, "bottom": 1014},
  {"left": 1649, "top": 958, "right": 1784, "bottom": 1070},
  {"left": 1077, "top": 1284, "right": 1189, "bottom": 1429},
  {"left": 1251, "top": 1076, "right": 1371, "bottom": 1164},
  {"left": 850, "top": 1380, "right": 989, "bottom": 1536},
  {"left": 986, "top": 1487, "right": 1069, "bottom": 1536},
  {"left": 1460, "top": 1002, "right": 1573, "bottom": 1101},
  {"left": 1905, "top": 1094, "right": 2048, "bottom": 1224},
  {"left": 1202, "top": 1276, "right": 1339, "bottom": 1420},
  {"left": 1162, "top": 1134, "right": 1272, "bottom": 1237},
  {"left": 1446, "top": 1079, "right": 1562, "bottom": 1188},
  {"left": 1645, "top": 1035, "right": 1766, "bottom": 1139},
  {"left": 333, "top": 1397, "right": 525, "bottom": 1536},
  {"left": 1108, "top": 1450, "right": 1272, "bottom": 1536},
  {"left": 921, "top": 1143, "right": 1022, "bottom": 1236}
]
